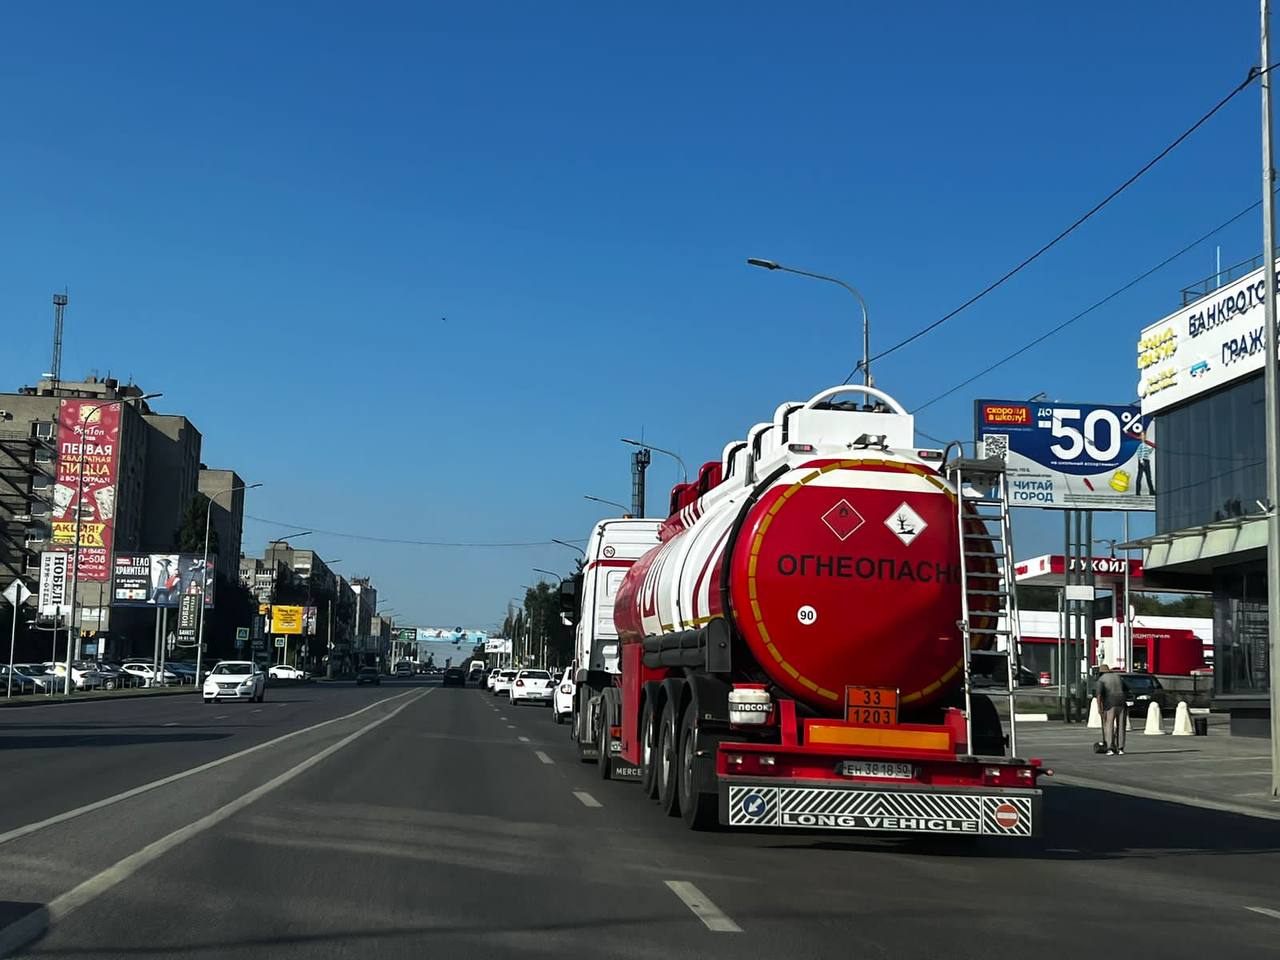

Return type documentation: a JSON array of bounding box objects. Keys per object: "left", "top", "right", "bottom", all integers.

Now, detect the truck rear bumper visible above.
[{"left": 720, "top": 778, "right": 1041, "bottom": 838}]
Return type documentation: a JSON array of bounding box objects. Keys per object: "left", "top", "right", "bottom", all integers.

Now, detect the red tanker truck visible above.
[{"left": 564, "top": 384, "right": 1046, "bottom": 836}]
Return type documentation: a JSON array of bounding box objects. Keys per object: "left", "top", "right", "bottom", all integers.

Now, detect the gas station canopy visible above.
[{"left": 1014, "top": 554, "right": 1145, "bottom": 588}]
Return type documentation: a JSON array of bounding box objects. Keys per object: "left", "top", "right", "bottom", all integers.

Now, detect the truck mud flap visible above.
[
  {"left": 610, "top": 757, "right": 642, "bottom": 780},
  {"left": 722, "top": 783, "right": 1040, "bottom": 838}
]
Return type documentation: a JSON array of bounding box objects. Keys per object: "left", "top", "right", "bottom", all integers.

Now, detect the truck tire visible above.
[
  {"left": 970, "top": 694, "right": 1006, "bottom": 757},
  {"left": 639, "top": 697, "right": 659, "bottom": 799},
  {"left": 657, "top": 700, "right": 681, "bottom": 817},
  {"left": 678, "top": 704, "right": 718, "bottom": 830},
  {"left": 597, "top": 712, "right": 612, "bottom": 780}
]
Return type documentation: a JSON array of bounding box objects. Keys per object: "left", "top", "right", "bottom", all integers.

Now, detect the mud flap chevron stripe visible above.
[{"left": 726, "top": 784, "right": 1036, "bottom": 835}]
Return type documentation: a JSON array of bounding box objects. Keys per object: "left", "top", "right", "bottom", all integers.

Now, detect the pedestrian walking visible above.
[{"left": 1096, "top": 664, "right": 1128, "bottom": 755}]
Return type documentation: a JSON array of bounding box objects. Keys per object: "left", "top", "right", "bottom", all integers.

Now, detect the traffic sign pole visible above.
[{"left": 4, "top": 579, "right": 33, "bottom": 698}]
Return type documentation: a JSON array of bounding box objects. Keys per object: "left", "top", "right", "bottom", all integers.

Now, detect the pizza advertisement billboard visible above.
[{"left": 49, "top": 399, "right": 121, "bottom": 581}]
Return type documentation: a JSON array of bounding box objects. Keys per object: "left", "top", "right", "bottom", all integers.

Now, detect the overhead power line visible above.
[
  {"left": 911, "top": 195, "right": 1265, "bottom": 416},
  {"left": 243, "top": 514, "right": 585, "bottom": 548},
  {"left": 845, "top": 64, "right": 1270, "bottom": 382}
]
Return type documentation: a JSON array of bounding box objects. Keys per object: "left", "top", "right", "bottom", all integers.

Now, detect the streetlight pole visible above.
[
  {"left": 747, "top": 257, "right": 873, "bottom": 386},
  {"left": 619, "top": 438, "right": 688, "bottom": 482},
  {"left": 583, "top": 495, "right": 629, "bottom": 513},
  {"left": 196, "top": 482, "right": 262, "bottom": 686},
  {"left": 550, "top": 539, "right": 586, "bottom": 555},
  {"left": 1259, "top": 0, "right": 1280, "bottom": 800},
  {"left": 63, "top": 391, "right": 161, "bottom": 694}
]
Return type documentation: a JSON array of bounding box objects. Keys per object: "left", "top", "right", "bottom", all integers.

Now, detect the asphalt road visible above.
[{"left": 2, "top": 679, "right": 1279, "bottom": 958}]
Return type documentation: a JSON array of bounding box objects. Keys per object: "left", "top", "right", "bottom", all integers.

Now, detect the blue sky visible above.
[{"left": 0, "top": 2, "right": 1265, "bottom": 626}]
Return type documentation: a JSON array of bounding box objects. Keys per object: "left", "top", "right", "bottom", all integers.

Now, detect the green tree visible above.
[{"left": 175, "top": 493, "right": 218, "bottom": 556}]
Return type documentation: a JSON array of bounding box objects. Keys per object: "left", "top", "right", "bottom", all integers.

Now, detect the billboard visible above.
[
  {"left": 396, "top": 627, "right": 417, "bottom": 643},
  {"left": 1137, "top": 258, "right": 1279, "bottom": 414},
  {"left": 176, "top": 593, "right": 200, "bottom": 642},
  {"left": 415, "top": 626, "right": 489, "bottom": 646},
  {"left": 38, "top": 551, "right": 70, "bottom": 616},
  {"left": 271, "top": 605, "right": 304, "bottom": 635},
  {"left": 49, "top": 399, "right": 121, "bottom": 581},
  {"left": 975, "top": 400, "right": 1154, "bottom": 511},
  {"left": 484, "top": 638, "right": 512, "bottom": 654},
  {"left": 111, "top": 553, "right": 214, "bottom": 607}
]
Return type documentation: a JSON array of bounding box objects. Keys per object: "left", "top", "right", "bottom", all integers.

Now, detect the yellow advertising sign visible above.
[
  {"left": 271, "top": 605, "right": 304, "bottom": 635},
  {"left": 50, "top": 521, "right": 107, "bottom": 548}
]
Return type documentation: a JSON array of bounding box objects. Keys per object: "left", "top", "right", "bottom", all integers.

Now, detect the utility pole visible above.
[
  {"left": 631, "top": 447, "right": 650, "bottom": 518},
  {"left": 1261, "top": 0, "right": 1280, "bottom": 800}
]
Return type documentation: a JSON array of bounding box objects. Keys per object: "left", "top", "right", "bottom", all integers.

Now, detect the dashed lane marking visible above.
[
  {"left": 664, "top": 880, "right": 743, "bottom": 933},
  {"left": 214, "top": 715, "right": 229, "bottom": 720},
  {"left": 518, "top": 736, "right": 530, "bottom": 742},
  {"left": 573, "top": 791, "right": 602, "bottom": 808},
  {"left": 162, "top": 722, "right": 179, "bottom": 727},
  {"left": 535, "top": 751, "right": 553, "bottom": 764},
  {"left": 1246, "top": 906, "right": 1280, "bottom": 921}
]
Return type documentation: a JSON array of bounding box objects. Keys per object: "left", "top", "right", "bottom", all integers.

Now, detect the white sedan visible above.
[
  {"left": 491, "top": 669, "right": 516, "bottom": 697},
  {"left": 552, "top": 666, "right": 574, "bottom": 724},
  {"left": 510, "top": 669, "right": 553, "bottom": 706},
  {"left": 203, "top": 661, "right": 267, "bottom": 704},
  {"left": 269, "top": 664, "right": 307, "bottom": 680}
]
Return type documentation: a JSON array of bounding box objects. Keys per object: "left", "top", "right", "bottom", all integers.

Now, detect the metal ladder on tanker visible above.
[{"left": 946, "top": 456, "right": 1022, "bottom": 760}]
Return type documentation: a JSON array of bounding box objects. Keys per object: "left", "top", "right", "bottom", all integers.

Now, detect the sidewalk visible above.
[
  {"left": 1017, "top": 715, "right": 1280, "bottom": 820},
  {"left": 0, "top": 686, "right": 193, "bottom": 709}
]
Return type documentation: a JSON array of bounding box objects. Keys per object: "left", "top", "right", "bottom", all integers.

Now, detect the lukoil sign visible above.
[{"left": 1136, "top": 257, "right": 1280, "bottom": 414}]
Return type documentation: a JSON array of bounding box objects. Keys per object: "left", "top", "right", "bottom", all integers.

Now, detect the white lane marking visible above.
[
  {"left": 1050, "top": 773, "right": 1280, "bottom": 821},
  {"left": 664, "top": 880, "right": 742, "bottom": 933},
  {"left": 0, "top": 689, "right": 421, "bottom": 847},
  {"left": 0, "top": 688, "right": 432, "bottom": 957},
  {"left": 1247, "top": 906, "right": 1280, "bottom": 920},
  {"left": 214, "top": 715, "right": 229, "bottom": 720},
  {"left": 507, "top": 725, "right": 516, "bottom": 730},
  {"left": 498, "top": 716, "right": 507, "bottom": 720},
  {"left": 573, "top": 791, "right": 602, "bottom": 808},
  {"left": 252, "top": 709, "right": 262, "bottom": 713},
  {"left": 517, "top": 736, "right": 530, "bottom": 743},
  {"left": 535, "top": 751, "right": 553, "bottom": 764},
  {"left": 162, "top": 722, "right": 179, "bottom": 727},
  {"left": 277, "top": 703, "right": 287, "bottom": 707}
]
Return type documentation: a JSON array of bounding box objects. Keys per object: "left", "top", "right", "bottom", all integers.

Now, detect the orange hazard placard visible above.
[{"left": 845, "top": 686, "right": 899, "bottom": 727}]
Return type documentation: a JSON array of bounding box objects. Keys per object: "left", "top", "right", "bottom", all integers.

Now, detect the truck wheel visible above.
[
  {"left": 639, "top": 698, "right": 659, "bottom": 799},
  {"left": 657, "top": 700, "right": 681, "bottom": 817},
  {"left": 970, "top": 694, "right": 1006, "bottom": 756},
  {"left": 678, "top": 704, "right": 718, "bottom": 830}
]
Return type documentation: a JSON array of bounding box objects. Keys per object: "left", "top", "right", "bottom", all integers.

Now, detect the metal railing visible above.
[{"left": 1180, "top": 248, "right": 1280, "bottom": 306}]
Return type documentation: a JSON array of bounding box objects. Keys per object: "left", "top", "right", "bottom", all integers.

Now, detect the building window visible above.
[
  {"left": 1214, "top": 560, "right": 1269, "bottom": 697},
  {"left": 34, "top": 422, "right": 54, "bottom": 440},
  {"left": 1156, "top": 373, "right": 1265, "bottom": 534}
]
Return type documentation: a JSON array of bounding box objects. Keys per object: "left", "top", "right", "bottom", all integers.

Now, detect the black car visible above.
[
  {"left": 1120, "top": 672, "right": 1168, "bottom": 712},
  {"left": 442, "top": 667, "right": 465, "bottom": 687},
  {"left": 355, "top": 666, "right": 381, "bottom": 686}
]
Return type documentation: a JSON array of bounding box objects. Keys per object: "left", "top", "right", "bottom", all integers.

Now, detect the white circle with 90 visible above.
[{"left": 797, "top": 605, "right": 817, "bottom": 625}]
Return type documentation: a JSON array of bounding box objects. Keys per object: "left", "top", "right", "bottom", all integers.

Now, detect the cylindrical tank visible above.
[{"left": 615, "top": 446, "right": 978, "bottom": 715}]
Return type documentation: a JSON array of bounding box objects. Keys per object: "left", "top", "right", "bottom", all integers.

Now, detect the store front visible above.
[{"left": 1132, "top": 259, "right": 1270, "bottom": 735}]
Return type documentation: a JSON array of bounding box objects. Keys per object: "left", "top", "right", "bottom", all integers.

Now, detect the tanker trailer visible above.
[{"left": 584, "top": 384, "right": 1046, "bottom": 835}]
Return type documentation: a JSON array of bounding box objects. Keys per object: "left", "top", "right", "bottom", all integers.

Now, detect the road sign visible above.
[
  {"left": 234, "top": 639, "right": 245, "bottom": 649},
  {"left": 235, "top": 627, "right": 250, "bottom": 642},
  {"left": 3, "top": 580, "right": 32, "bottom": 607},
  {"left": 274, "top": 637, "right": 286, "bottom": 648}
]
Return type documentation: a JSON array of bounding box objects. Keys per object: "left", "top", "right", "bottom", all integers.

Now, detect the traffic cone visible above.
[
  {"left": 1143, "top": 701, "right": 1164, "bottom": 735},
  {"left": 1087, "top": 697, "right": 1101, "bottom": 728},
  {"left": 1172, "top": 701, "right": 1194, "bottom": 736}
]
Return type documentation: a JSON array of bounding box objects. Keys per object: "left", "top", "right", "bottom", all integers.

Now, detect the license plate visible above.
[{"left": 838, "top": 760, "right": 913, "bottom": 780}]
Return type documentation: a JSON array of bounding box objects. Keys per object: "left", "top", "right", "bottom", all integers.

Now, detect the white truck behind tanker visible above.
[{"left": 562, "top": 384, "right": 1047, "bottom": 836}]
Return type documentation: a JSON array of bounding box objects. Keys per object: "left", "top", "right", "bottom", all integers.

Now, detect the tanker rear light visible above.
[
  {"left": 787, "top": 443, "right": 815, "bottom": 453},
  {"left": 916, "top": 449, "right": 944, "bottom": 461},
  {"left": 982, "top": 765, "right": 1035, "bottom": 786}
]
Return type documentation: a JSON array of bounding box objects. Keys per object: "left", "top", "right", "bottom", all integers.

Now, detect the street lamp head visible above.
[
  {"left": 746, "top": 258, "right": 780, "bottom": 270},
  {"left": 138, "top": 392, "right": 163, "bottom": 402}
]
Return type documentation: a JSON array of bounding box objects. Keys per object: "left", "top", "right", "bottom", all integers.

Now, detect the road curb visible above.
[
  {"left": 0, "top": 687, "right": 195, "bottom": 709},
  {"left": 1052, "top": 772, "right": 1280, "bottom": 821}
]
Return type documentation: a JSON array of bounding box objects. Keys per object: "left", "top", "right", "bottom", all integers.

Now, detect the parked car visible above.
[
  {"left": 491, "top": 669, "right": 516, "bottom": 697},
  {"left": 45, "top": 661, "right": 106, "bottom": 691},
  {"left": 14, "top": 663, "right": 57, "bottom": 693},
  {"left": 165, "top": 662, "right": 198, "bottom": 685},
  {"left": 509, "top": 669, "right": 553, "bottom": 706},
  {"left": 1121, "top": 672, "right": 1169, "bottom": 712},
  {"left": 355, "top": 666, "right": 381, "bottom": 686},
  {"left": 202, "top": 660, "right": 266, "bottom": 704},
  {"left": 269, "top": 664, "right": 307, "bottom": 680},
  {"left": 393, "top": 661, "right": 414, "bottom": 678},
  {"left": 86, "top": 661, "right": 135, "bottom": 690},
  {"left": 121, "top": 662, "right": 174, "bottom": 687},
  {"left": 442, "top": 667, "right": 465, "bottom": 687},
  {"left": 0, "top": 664, "right": 42, "bottom": 694},
  {"left": 552, "top": 666, "right": 574, "bottom": 724}
]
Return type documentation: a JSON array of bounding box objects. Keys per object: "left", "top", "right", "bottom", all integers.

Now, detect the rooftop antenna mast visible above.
[{"left": 50, "top": 291, "right": 69, "bottom": 388}]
